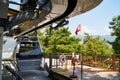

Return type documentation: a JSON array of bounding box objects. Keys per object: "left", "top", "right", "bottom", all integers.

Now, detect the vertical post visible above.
[
  {"left": 56, "top": 55, "right": 58, "bottom": 68},
  {"left": 49, "top": 53, "right": 52, "bottom": 68},
  {"left": 0, "top": 27, "right": 3, "bottom": 80},
  {"left": 44, "top": 56, "right": 45, "bottom": 65},
  {"left": 0, "top": 0, "right": 9, "bottom": 19},
  {"left": 112, "top": 54, "right": 115, "bottom": 70},
  {"left": 80, "top": 54, "right": 83, "bottom": 80},
  {"left": 64, "top": 56, "right": 68, "bottom": 71},
  {"left": 118, "top": 55, "right": 120, "bottom": 72},
  {"left": 54, "top": 55, "right": 55, "bottom": 67},
  {"left": 93, "top": 55, "right": 97, "bottom": 67},
  {"left": 0, "top": 1, "right": 9, "bottom": 79}
]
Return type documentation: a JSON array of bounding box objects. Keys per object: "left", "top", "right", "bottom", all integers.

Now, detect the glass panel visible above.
[{"left": 9, "top": 0, "right": 20, "bottom": 11}]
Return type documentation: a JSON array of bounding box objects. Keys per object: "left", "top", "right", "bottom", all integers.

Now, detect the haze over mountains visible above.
[{"left": 76, "top": 35, "right": 116, "bottom": 42}]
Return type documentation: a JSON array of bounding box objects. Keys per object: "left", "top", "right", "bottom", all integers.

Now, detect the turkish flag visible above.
[{"left": 75, "top": 24, "right": 81, "bottom": 35}]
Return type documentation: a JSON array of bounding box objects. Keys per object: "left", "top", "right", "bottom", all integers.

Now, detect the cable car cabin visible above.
[{"left": 15, "top": 36, "right": 42, "bottom": 71}]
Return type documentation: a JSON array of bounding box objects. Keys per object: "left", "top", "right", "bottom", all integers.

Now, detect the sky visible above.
[
  {"left": 68, "top": 0, "right": 120, "bottom": 36},
  {"left": 9, "top": 0, "right": 20, "bottom": 10}
]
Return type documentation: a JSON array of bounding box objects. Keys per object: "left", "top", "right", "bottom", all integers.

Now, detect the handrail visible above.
[{"left": 5, "top": 65, "right": 24, "bottom": 80}]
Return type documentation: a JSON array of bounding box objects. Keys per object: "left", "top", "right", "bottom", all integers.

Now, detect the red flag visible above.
[{"left": 75, "top": 24, "right": 81, "bottom": 35}]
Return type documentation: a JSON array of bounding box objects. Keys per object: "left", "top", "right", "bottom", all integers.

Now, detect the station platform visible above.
[
  {"left": 52, "top": 65, "right": 120, "bottom": 80},
  {"left": 2, "top": 70, "right": 52, "bottom": 80}
]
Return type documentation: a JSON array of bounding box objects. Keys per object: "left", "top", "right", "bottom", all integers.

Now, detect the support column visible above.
[
  {"left": 0, "top": 1, "right": 9, "bottom": 79},
  {"left": 0, "top": 27, "right": 3, "bottom": 80}
]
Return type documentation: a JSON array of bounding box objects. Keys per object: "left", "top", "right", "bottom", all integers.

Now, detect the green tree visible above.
[
  {"left": 38, "top": 27, "right": 82, "bottom": 55},
  {"left": 37, "top": 28, "right": 52, "bottom": 55},
  {"left": 109, "top": 15, "right": 120, "bottom": 54},
  {"left": 83, "top": 33, "right": 113, "bottom": 55}
]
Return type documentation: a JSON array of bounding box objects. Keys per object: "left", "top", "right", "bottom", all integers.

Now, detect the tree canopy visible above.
[
  {"left": 83, "top": 33, "right": 113, "bottom": 55},
  {"left": 37, "top": 27, "right": 82, "bottom": 55},
  {"left": 37, "top": 27, "right": 113, "bottom": 56},
  {"left": 109, "top": 15, "right": 120, "bottom": 54}
]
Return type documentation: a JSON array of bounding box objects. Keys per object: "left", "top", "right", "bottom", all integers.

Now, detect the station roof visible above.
[
  {"left": 48, "top": 0, "right": 103, "bottom": 19},
  {"left": 7, "top": 0, "right": 103, "bottom": 37}
]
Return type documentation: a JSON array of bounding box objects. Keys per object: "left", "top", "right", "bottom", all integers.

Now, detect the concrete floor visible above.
[
  {"left": 52, "top": 65, "right": 120, "bottom": 80},
  {"left": 2, "top": 70, "right": 52, "bottom": 80}
]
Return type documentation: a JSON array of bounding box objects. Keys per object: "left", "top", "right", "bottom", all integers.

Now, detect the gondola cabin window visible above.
[
  {"left": 19, "top": 42, "right": 39, "bottom": 52},
  {"left": 16, "top": 36, "right": 42, "bottom": 59}
]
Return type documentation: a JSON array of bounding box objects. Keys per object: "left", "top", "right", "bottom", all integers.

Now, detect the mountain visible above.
[
  {"left": 99, "top": 35, "right": 116, "bottom": 42},
  {"left": 76, "top": 35, "right": 116, "bottom": 42}
]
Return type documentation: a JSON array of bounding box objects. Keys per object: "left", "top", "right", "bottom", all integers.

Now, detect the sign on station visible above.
[{"left": 60, "top": 53, "right": 66, "bottom": 64}]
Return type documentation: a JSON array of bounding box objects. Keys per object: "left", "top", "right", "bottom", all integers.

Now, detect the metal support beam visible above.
[
  {"left": 0, "top": 1, "right": 9, "bottom": 79},
  {"left": 0, "top": 27, "right": 3, "bottom": 80},
  {"left": 0, "top": 0, "right": 9, "bottom": 19}
]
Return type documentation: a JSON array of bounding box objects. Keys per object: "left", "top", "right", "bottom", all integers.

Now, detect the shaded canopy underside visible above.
[
  {"left": 7, "top": 0, "right": 102, "bottom": 37},
  {"left": 48, "top": 0, "right": 102, "bottom": 19}
]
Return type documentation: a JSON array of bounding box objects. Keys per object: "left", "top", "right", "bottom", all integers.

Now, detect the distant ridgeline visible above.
[{"left": 76, "top": 35, "right": 116, "bottom": 42}]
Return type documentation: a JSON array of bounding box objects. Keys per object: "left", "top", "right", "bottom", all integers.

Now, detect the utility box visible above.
[{"left": 0, "top": 0, "right": 9, "bottom": 19}]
